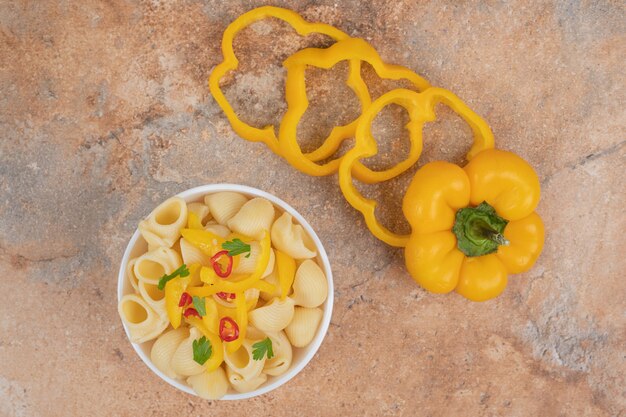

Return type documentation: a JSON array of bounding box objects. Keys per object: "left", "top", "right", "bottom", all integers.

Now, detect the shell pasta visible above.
[
  {"left": 138, "top": 197, "right": 188, "bottom": 248},
  {"left": 118, "top": 192, "right": 329, "bottom": 399}
]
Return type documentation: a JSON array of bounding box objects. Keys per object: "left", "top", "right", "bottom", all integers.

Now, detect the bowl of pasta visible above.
[{"left": 117, "top": 184, "right": 333, "bottom": 400}]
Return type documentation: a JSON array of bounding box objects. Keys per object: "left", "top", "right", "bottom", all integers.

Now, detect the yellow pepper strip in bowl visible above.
[
  {"left": 275, "top": 250, "right": 296, "bottom": 300},
  {"left": 186, "top": 316, "right": 224, "bottom": 372},
  {"left": 181, "top": 228, "right": 224, "bottom": 255},
  {"left": 338, "top": 87, "right": 495, "bottom": 247},
  {"left": 202, "top": 297, "right": 220, "bottom": 335},
  {"left": 280, "top": 37, "right": 431, "bottom": 178},
  {"left": 402, "top": 149, "right": 544, "bottom": 301},
  {"left": 208, "top": 5, "right": 361, "bottom": 156},
  {"left": 187, "top": 212, "right": 204, "bottom": 230},
  {"left": 164, "top": 275, "right": 191, "bottom": 329},
  {"left": 194, "top": 231, "right": 272, "bottom": 293},
  {"left": 164, "top": 264, "right": 201, "bottom": 328},
  {"left": 222, "top": 292, "right": 247, "bottom": 353}
]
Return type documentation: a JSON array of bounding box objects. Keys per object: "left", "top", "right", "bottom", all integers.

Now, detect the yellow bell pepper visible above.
[
  {"left": 202, "top": 297, "right": 220, "bottom": 335},
  {"left": 195, "top": 231, "right": 271, "bottom": 293},
  {"left": 338, "top": 87, "right": 495, "bottom": 247},
  {"left": 164, "top": 264, "right": 201, "bottom": 328},
  {"left": 186, "top": 316, "right": 224, "bottom": 372},
  {"left": 182, "top": 228, "right": 248, "bottom": 272},
  {"left": 275, "top": 250, "right": 296, "bottom": 300},
  {"left": 208, "top": 6, "right": 359, "bottom": 156},
  {"left": 188, "top": 278, "right": 275, "bottom": 298},
  {"left": 222, "top": 291, "right": 247, "bottom": 353},
  {"left": 180, "top": 228, "right": 223, "bottom": 255},
  {"left": 402, "top": 149, "right": 545, "bottom": 301},
  {"left": 281, "top": 37, "right": 430, "bottom": 178},
  {"left": 187, "top": 212, "right": 204, "bottom": 230}
]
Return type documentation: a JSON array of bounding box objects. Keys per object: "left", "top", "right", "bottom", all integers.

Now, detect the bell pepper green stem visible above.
[{"left": 453, "top": 201, "right": 509, "bottom": 257}]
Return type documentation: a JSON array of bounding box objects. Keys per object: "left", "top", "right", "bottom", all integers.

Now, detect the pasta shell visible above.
[
  {"left": 187, "top": 367, "right": 229, "bottom": 400},
  {"left": 245, "top": 325, "right": 266, "bottom": 341},
  {"left": 234, "top": 244, "right": 275, "bottom": 277},
  {"left": 180, "top": 238, "right": 211, "bottom": 266},
  {"left": 259, "top": 268, "right": 281, "bottom": 301},
  {"left": 138, "top": 280, "right": 167, "bottom": 320},
  {"left": 118, "top": 294, "right": 168, "bottom": 343},
  {"left": 248, "top": 297, "right": 295, "bottom": 332},
  {"left": 263, "top": 330, "right": 293, "bottom": 377},
  {"left": 205, "top": 192, "right": 248, "bottom": 225},
  {"left": 285, "top": 307, "right": 323, "bottom": 348},
  {"left": 204, "top": 223, "right": 231, "bottom": 238},
  {"left": 171, "top": 327, "right": 206, "bottom": 377},
  {"left": 139, "top": 197, "right": 188, "bottom": 248},
  {"left": 223, "top": 339, "right": 265, "bottom": 381},
  {"left": 290, "top": 260, "right": 328, "bottom": 308},
  {"left": 227, "top": 367, "right": 267, "bottom": 394},
  {"left": 187, "top": 202, "right": 211, "bottom": 226},
  {"left": 227, "top": 198, "right": 275, "bottom": 240},
  {"left": 126, "top": 258, "right": 140, "bottom": 293},
  {"left": 151, "top": 327, "right": 189, "bottom": 379},
  {"left": 271, "top": 212, "right": 317, "bottom": 259},
  {"left": 147, "top": 242, "right": 161, "bottom": 252},
  {"left": 133, "top": 247, "right": 182, "bottom": 285}
]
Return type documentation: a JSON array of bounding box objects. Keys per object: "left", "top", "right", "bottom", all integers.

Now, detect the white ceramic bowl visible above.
[{"left": 117, "top": 184, "right": 334, "bottom": 400}]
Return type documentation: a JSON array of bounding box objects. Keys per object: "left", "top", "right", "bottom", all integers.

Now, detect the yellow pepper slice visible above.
[
  {"left": 187, "top": 212, "right": 204, "bottom": 230},
  {"left": 275, "top": 250, "right": 296, "bottom": 300},
  {"left": 164, "top": 264, "right": 201, "bottom": 328},
  {"left": 196, "top": 231, "right": 271, "bottom": 293},
  {"left": 188, "top": 278, "right": 275, "bottom": 298},
  {"left": 187, "top": 284, "right": 220, "bottom": 298},
  {"left": 164, "top": 276, "right": 190, "bottom": 329},
  {"left": 338, "top": 87, "right": 495, "bottom": 247},
  {"left": 221, "top": 291, "right": 247, "bottom": 353},
  {"left": 252, "top": 279, "right": 277, "bottom": 294},
  {"left": 181, "top": 229, "right": 242, "bottom": 271},
  {"left": 280, "top": 37, "right": 430, "bottom": 178},
  {"left": 181, "top": 228, "right": 224, "bottom": 255},
  {"left": 402, "top": 149, "right": 544, "bottom": 301},
  {"left": 202, "top": 297, "right": 220, "bottom": 335},
  {"left": 208, "top": 6, "right": 361, "bottom": 156},
  {"left": 186, "top": 316, "right": 224, "bottom": 372}
]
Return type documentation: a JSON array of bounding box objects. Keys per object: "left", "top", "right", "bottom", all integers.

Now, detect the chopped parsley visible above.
[{"left": 157, "top": 264, "right": 190, "bottom": 290}]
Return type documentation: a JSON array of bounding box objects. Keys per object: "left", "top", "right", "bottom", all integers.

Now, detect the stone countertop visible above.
[{"left": 0, "top": 1, "right": 624, "bottom": 416}]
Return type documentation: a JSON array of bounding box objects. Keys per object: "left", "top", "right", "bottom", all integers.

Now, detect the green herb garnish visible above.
[
  {"left": 192, "top": 336, "right": 212, "bottom": 365},
  {"left": 157, "top": 264, "right": 190, "bottom": 290},
  {"left": 252, "top": 337, "right": 274, "bottom": 361},
  {"left": 192, "top": 296, "right": 206, "bottom": 317},
  {"left": 222, "top": 238, "right": 251, "bottom": 258}
]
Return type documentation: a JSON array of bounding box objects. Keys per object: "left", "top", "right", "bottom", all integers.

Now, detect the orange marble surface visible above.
[{"left": 0, "top": 1, "right": 624, "bottom": 416}]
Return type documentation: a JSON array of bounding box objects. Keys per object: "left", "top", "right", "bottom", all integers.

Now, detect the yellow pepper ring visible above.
[
  {"left": 208, "top": 6, "right": 360, "bottom": 156},
  {"left": 280, "top": 37, "right": 431, "bottom": 178},
  {"left": 338, "top": 87, "right": 495, "bottom": 247}
]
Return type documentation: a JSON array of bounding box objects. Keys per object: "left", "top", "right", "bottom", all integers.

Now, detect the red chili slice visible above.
[
  {"left": 216, "top": 292, "right": 236, "bottom": 300},
  {"left": 183, "top": 307, "right": 201, "bottom": 319},
  {"left": 210, "top": 250, "right": 233, "bottom": 278},
  {"left": 219, "top": 316, "right": 239, "bottom": 342},
  {"left": 178, "top": 292, "right": 192, "bottom": 307}
]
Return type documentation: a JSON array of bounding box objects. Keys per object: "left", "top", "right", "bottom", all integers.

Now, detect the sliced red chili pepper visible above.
[
  {"left": 183, "top": 307, "right": 201, "bottom": 319},
  {"left": 210, "top": 250, "right": 233, "bottom": 278},
  {"left": 216, "top": 291, "right": 236, "bottom": 300},
  {"left": 219, "top": 316, "right": 239, "bottom": 342},
  {"left": 178, "top": 292, "right": 192, "bottom": 307}
]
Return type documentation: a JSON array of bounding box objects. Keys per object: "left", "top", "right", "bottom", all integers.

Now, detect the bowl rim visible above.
[{"left": 117, "top": 183, "right": 334, "bottom": 400}]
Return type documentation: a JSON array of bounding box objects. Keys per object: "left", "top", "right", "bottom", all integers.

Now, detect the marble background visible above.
[{"left": 0, "top": 1, "right": 624, "bottom": 416}]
